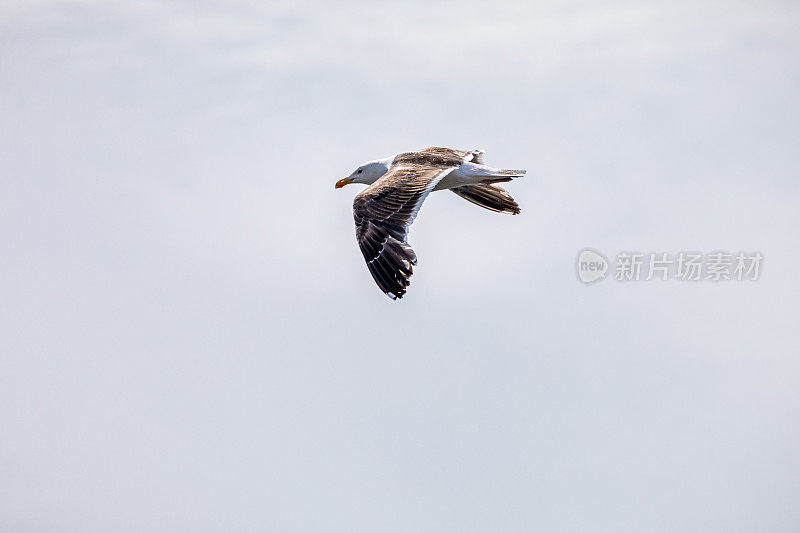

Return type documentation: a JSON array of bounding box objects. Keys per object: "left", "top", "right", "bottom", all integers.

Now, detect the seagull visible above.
[{"left": 336, "top": 147, "right": 526, "bottom": 300}]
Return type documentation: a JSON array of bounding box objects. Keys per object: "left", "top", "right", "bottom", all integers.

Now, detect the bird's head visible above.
[{"left": 335, "top": 157, "right": 392, "bottom": 189}]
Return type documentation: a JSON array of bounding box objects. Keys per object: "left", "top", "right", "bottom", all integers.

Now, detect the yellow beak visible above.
[{"left": 335, "top": 177, "right": 354, "bottom": 189}]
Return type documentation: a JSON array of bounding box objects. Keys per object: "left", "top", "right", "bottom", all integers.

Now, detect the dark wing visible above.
[
  {"left": 450, "top": 183, "right": 521, "bottom": 214},
  {"left": 353, "top": 165, "right": 454, "bottom": 299}
]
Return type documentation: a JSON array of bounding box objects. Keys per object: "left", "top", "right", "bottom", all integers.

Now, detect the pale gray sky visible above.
[{"left": 2, "top": 1, "right": 799, "bottom": 531}]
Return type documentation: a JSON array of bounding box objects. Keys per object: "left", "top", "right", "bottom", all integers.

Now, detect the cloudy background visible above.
[{"left": 2, "top": 1, "right": 799, "bottom": 531}]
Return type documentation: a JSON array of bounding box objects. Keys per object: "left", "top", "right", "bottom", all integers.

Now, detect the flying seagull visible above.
[{"left": 336, "top": 147, "right": 526, "bottom": 300}]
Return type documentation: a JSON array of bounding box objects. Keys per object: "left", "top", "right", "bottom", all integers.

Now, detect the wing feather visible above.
[
  {"left": 353, "top": 166, "right": 453, "bottom": 299},
  {"left": 419, "top": 147, "right": 486, "bottom": 164},
  {"left": 450, "top": 183, "right": 521, "bottom": 214}
]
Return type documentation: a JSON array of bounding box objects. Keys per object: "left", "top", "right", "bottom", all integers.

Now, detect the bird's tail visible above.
[
  {"left": 461, "top": 163, "right": 526, "bottom": 184},
  {"left": 450, "top": 184, "right": 521, "bottom": 215},
  {"left": 496, "top": 168, "right": 527, "bottom": 177}
]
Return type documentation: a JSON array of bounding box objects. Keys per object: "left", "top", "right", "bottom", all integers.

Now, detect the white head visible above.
[{"left": 335, "top": 156, "right": 393, "bottom": 189}]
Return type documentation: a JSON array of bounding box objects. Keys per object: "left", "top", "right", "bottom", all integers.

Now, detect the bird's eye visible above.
[{"left": 357, "top": 169, "right": 363, "bottom": 174}]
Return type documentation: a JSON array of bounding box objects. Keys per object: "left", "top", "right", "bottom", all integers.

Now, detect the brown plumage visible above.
[
  {"left": 353, "top": 166, "right": 452, "bottom": 299},
  {"left": 450, "top": 183, "right": 521, "bottom": 214}
]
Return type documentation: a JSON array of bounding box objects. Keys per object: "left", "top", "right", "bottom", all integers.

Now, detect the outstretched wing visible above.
[
  {"left": 419, "top": 147, "right": 486, "bottom": 164},
  {"left": 450, "top": 183, "right": 521, "bottom": 214},
  {"left": 353, "top": 165, "right": 455, "bottom": 299}
]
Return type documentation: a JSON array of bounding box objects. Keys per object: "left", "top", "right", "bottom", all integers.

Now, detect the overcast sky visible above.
[{"left": 2, "top": 1, "right": 799, "bottom": 531}]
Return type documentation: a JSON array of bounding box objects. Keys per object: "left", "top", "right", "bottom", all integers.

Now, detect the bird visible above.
[{"left": 335, "top": 147, "right": 526, "bottom": 300}]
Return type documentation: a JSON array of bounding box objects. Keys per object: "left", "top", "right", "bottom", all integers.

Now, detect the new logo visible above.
[{"left": 577, "top": 249, "right": 609, "bottom": 284}]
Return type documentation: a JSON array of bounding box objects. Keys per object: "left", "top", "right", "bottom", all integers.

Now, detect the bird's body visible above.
[{"left": 335, "top": 147, "right": 526, "bottom": 299}]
